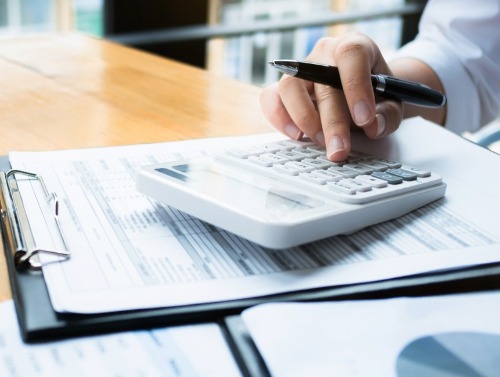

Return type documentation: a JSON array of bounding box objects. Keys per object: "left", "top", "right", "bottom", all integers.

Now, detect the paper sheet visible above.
[
  {"left": 0, "top": 300, "right": 241, "bottom": 377},
  {"left": 242, "top": 292, "right": 500, "bottom": 377},
  {"left": 8, "top": 117, "right": 500, "bottom": 314}
]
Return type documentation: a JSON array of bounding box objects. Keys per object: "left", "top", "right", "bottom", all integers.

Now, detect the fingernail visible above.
[
  {"left": 353, "top": 101, "right": 373, "bottom": 126},
  {"left": 315, "top": 131, "right": 326, "bottom": 147},
  {"left": 284, "top": 124, "right": 302, "bottom": 139},
  {"left": 376, "top": 113, "right": 387, "bottom": 137},
  {"left": 327, "top": 135, "right": 344, "bottom": 159}
]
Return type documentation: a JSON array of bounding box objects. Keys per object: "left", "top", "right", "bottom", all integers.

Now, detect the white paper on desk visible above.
[
  {"left": 0, "top": 300, "right": 241, "bottom": 377},
  {"left": 242, "top": 292, "right": 500, "bottom": 377},
  {"left": 8, "top": 117, "right": 500, "bottom": 314}
]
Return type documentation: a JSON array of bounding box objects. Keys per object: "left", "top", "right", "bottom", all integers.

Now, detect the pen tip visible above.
[{"left": 268, "top": 61, "right": 275, "bottom": 67}]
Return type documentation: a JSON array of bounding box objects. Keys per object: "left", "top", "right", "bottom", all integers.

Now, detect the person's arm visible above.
[
  {"left": 383, "top": 0, "right": 500, "bottom": 134},
  {"left": 389, "top": 58, "right": 446, "bottom": 126},
  {"left": 260, "top": 0, "right": 500, "bottom": 161}
]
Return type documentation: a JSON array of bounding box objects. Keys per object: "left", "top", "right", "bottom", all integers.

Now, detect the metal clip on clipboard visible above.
[{"left": 0, "top": 170, "right": 70, "bottom": 270}]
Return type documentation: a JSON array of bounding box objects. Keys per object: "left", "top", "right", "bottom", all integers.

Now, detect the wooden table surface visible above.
[{"left": 0, "top": 33, "right": 272, "bottom": 302}]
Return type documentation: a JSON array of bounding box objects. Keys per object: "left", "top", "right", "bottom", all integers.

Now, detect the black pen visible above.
[{"left": 270, "top": 59, "right": 446, "bottom": 108}]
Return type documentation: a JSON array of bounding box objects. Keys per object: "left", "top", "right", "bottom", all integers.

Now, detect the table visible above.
[{"left": 0, "top": 33, "right": 272, "bottom": 302}]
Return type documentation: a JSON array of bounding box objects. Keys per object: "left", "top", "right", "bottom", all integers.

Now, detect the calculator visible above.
[{"left": 136, "top": 138, "right": 446, "bottom": 249}]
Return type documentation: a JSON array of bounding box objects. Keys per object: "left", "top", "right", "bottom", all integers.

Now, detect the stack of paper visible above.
[
  {"left": 242, "top": 292, "right": 500, "bottom": 377},
  {"left": 8, "top": 118, "right": 500, "bottom": 315},
  {"left": 0, "top": 301, "right": 241, "bottom": 377}
]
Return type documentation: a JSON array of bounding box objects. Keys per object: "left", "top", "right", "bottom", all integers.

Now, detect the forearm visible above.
[{"left": 389, "top": 58, "right": 447, "bottom": 126}]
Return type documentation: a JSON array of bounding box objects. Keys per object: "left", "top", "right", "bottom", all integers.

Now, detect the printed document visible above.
[
  {"left": 0, "top": 301, "right": 241, "bottom": 377},
  {"left": 8, "top": 118, "right": 500, "bottom": 314},
  {"left": 242, "top": 291, "right": 500, "bottom": 377}
]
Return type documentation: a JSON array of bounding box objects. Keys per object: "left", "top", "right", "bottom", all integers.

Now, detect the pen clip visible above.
[{"left": 0, "top": 169, "right": 70, "bottom": 270}]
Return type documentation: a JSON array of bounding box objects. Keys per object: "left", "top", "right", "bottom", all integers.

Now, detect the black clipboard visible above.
[{"left": 3, "top": 155, "right": 500, "bottom": 346}]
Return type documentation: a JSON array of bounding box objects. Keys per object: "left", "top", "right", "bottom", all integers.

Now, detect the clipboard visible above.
[
  {"left": 0, "top": 168, "right": 70, "bottom": 271},
  {"left": 2, "top": 155, "right": 500, "bottom": 345}
]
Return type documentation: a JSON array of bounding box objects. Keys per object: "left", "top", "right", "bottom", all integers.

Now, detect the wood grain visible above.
[{"left": 0, "top": 33, "right": 273, "bottom": 301}]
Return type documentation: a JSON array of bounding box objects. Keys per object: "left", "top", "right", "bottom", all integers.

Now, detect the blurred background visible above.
[
  {"left": 0, "top": 0, "right": 420, "bottom": 86},
  {"left": 1, "top": 0, "right": 498, "bottom": 150}
]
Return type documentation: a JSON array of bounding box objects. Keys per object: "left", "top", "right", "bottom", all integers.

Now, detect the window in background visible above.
[
  {"left": 74, "top": 0, "right": 102, "bottom": 36},
  {"left": 0, "top": 0, "right": 102, "bottom": 37},
  {"left": 0, "top": 0, "right": 7, "bottom": 29},
  {"left": 0, "top": 0, "right": 54, "bottom": 34}
]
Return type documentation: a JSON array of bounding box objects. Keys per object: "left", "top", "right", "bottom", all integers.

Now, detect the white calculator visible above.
[{"left": 136, "top": 138, "right": 446, "bottom": 249}]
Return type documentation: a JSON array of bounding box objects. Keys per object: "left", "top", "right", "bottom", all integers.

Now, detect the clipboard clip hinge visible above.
[{"left": 0, "top": 169, "right": 70, "bottom": 270}]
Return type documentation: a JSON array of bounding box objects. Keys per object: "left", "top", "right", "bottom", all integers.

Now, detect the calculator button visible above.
[
  {"left": 258, "top": 144, "right": 283, "bottom": 153},
  {"left": 327, "top": 166, "right": 359, "bottom": 178},
  {"left": 371, "top": 171, "right": 404, "bottom": 184},
  {"left": 273, "top": 164, "right": 299, "bottom": 175},
  {"left": 267, "top": 153, "right": 290, "bottom": 164},
  {"left": 274, "top": 161, "right": 314, "bottom": 175},
  {"left": 276, "top": 150, "right": 304, "bottom": 161},
  {"left": 299, "top": 171, "right": 328, "bottom": 185},
  {"left": 254, "top": 153, "right": 289, "bottom": 165},
  {"left": 316, "top": 155, "right": 344, "bottom": 166},
  {"left": 400, "top": 165, "right": 431, "bottom": 178},
  {"left": 386, "top": 168, "right": 419, "bottom": 181},
  {"left": 314, "top": 169, "right": 343, "bottom": 182},
  {"left": 288, "top": 161, "right": 316, "bottom": 172},
  {"left": 294, "top": 149, "right": 322, "bottom": 158},
  {"left": 278, "top": 139, "right": 314, "bottom": 149},
  {"left": 328, "top": 180, "right": 358, "bottom": 195},
  {"left": 248, "top": 155, "right": 276, "bottom": 167},
  {"left": 349, "top": 151, "right": 374, "bottom": 159},
  {"left": 341, "top": 178, "right": 372, "bottom": 192},
  {"left": 307, "top": 145, "right": 327, "bottom": 152},
  {"left": 355, "top": 175, "right": 388, "bottom": 188},
  {"left": 302, "top": 158, "right": 333, "bottom": 169},
  {"left": 357, "top": 161, "right": 388, "bottom": 172},
  {"left": 372, "top": 159, "right": 402, "bottom": 169},
  {"left": 343, "top": 163, "right": 374, "bottom": 175},
  {"left": 226, "top": 146, "right": 264, "bottom": 159}
]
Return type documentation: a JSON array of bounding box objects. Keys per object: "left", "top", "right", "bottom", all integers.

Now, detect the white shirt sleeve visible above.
[{"left": 393, "top": 0, "right": 500, "bottom": 134}]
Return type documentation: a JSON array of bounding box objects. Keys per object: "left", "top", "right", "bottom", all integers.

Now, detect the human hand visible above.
[{"left": 260, "top": 33, "right": 403, "bottom": 161}]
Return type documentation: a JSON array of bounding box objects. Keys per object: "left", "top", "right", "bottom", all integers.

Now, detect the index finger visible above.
[
  {"left": 260, "top": 82, "right": 304, "bottom": 140},
  {"left": 332, "top": 33, "right": 388, "bottom": 128}
]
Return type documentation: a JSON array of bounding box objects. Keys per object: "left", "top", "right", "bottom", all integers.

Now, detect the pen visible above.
[{"left": 270, "top": 59, "right": 446, "bottom": 108}]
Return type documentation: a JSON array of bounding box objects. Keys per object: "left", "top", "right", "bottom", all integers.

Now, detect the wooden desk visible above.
[{"left": 0, "top": 33, "right": 271, "bottom": 302}]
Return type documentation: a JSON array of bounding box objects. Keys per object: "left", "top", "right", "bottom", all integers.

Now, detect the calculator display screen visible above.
[{"left": 155, "top": 160, "right": 327, "bottom": 220}]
